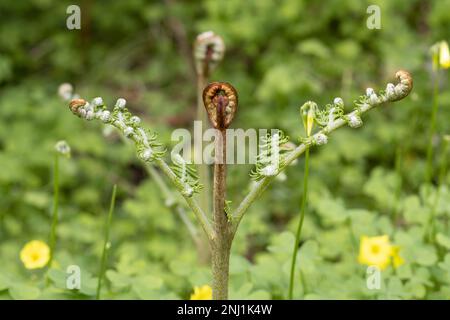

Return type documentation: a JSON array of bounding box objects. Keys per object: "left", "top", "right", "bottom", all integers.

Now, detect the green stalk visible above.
[
  {"left": 48, "top": 153, "right": 59, "bottom": 268},
  {"left": 426, "top": 138, "right": 449, "bottom": 242},
  {"left": 425, "top": 74, "right": 439, "bottom": 183},
  {"left": 96, "top": 184, "right": 117, "bottom": 300},
  {"left": 393, "top": 145, "right": 403, "bottom": 222},
  {"left": 288, "top": 146, "right": 310, "bottom": 299}
]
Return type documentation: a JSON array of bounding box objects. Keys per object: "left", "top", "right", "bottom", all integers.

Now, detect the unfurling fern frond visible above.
[
  {"left": 250, "top": 130, "right": 290, "bottom": 181},
  {"left": 171, "top": 154, "right": 203, "bottom": 197}
]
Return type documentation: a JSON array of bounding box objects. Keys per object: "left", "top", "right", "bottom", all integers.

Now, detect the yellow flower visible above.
[
  {"left": 358, "top": 235, "right": 394, "bottom": 270},
  {"left": 431, "top": 41, "right": 450, "bottom": 70},
  {"left": 20, "top": 240, "right": 50, "bottom": 270},
  {"left": 190, "top": 285, "right": 212, "bottom": 300},
  {"left": 439, "top": 41, "right": 450, "bottom": 69},
  {"left": 391, "top": 245, "right": 404, "bottom": 268}
]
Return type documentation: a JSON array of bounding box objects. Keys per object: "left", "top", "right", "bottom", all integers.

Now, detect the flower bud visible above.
[{"left": 300, "top": 101, "right": 317, "bottom": 137}]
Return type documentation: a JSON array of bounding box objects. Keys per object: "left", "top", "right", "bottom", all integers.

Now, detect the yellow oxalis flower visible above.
[
  {"left": 391, "top": 245, "right": 404, "bottom": 268},
  {"left": 431, "top": 41, "right": 450, "bottom": 70},
  {"left": 358, "top": 235, "right": 402, "bottom": 270},
  {"left": 20, "top": 240, "right": 50, "bottom": 270},
  {"left": 190, "top": 285, "right": 212, "bottom": 300},
  {"left": 439, "top": 41, "right": 450, "bottom": 69}
]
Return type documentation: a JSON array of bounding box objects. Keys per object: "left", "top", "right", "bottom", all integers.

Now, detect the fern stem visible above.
[
  {"left": 212, "top": 129, "right": 232, "bottom": 300},
  {"left": 425, "top": 75, "right": 439, "bottom": 183},
  {"left": 426, "top": 138, "right": 449, "bottom": 242},
  {"left": 96, "top": 184, "right": 117, "bottom": 300},
  {"left": 288, "top": 146, "right": 310, "bottom": 299},
  {"left": 48, "top": 153, "right": 59, "bottom": 268}
]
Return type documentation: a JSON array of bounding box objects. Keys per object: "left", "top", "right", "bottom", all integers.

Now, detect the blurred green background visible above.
[{"left": 0, "top": 0, "right": 449, "bottom": 299}]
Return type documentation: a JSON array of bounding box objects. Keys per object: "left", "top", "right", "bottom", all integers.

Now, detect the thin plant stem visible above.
[
  {"left": 48, "top": 153, "right": 59, "bottom": 268},
  {"left": 393, "top": 145, "right": 403, "bottom": 222},
  {"left": 426, "top": 138, "right": 449, "bottom": 242},
  {"left": 288, "top": 147, "right": 310, "bottom": 300},
  {"left": 425, "top": 74, "right": 439, "bottom": 183},
  {"left": 96, "top": 184, "right": 117, "bottom": 300}
]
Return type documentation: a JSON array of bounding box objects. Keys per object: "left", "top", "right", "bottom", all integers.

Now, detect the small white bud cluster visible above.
[
  {"left": 140, "top": 148, "right": 153, "bottom": 161},
  {"left": 347, "top": 114, "right": 363, "bottom": 128},
  {"left": 314, "top": 133, "right": 328, "bottom": 145},
  {"left": 385, "top": 83, "right": 395, "bottom": 99},
  {"left": 261, "top": 164, "right": 278, "bottom": 177},
  {"left": 55, "top": 140, "right": 71, "bottom": 157},
  {"left": 366, "top": 88, "right": 380, "bottom": 105},
  {"left": 100, "top": 110, "right": 111, "bottom": 123},
  {"left": 333, "top": 97, "right": 344, "bottom": 107},
  {"left": 170, "top": 153, "right": 202, "bottom": 198},
  {"left": 182, "top": 186, "right": 194, "bottom": 198},
  {"left": 115, "top": 98, "right": 127, "bottom": 109},
  {"left": 92, "top": 97, "right": 103, "bottom": 106}
]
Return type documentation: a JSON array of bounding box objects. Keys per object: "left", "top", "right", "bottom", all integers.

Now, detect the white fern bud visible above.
[
  {"left": 92, "top": 97, "right": 103, "bottom": 106},
  {"left": 369, "top": 93, "right": 379, "bottom": 105},
  {"left": 314, "top": 133, "right": 328, "bottom": 145},
  {"left": 348, "top": 114, "right": 363, "bottom": 128},
  {"left": 100, "top": 110, "right": 111, "bottom": 123},
  {"left": 333, "top": 97, "right": 344, "bottom": 107},
  {"left": 385, "top": 83, "right": 395, "bottom": 99},
  {"left": 261, "top": 165, "right": 277, "bottom": 177},
  {"left": 124, "top": 126, "right": 134, "bottom": 137},
  {"left": 85, "top": 110, "right": 95, "bottom": 120},
  {"left": 182, "top": 186, "right": 194, "bottom": 198},
  {"left": 366, "top": 88, "right": 375, "bottom": 97},
  {"left": 130, "top": 116, "right": 141, "bottom": 125},
  {"left": 115, "top": 98, "right": 127, "bottom": 109},
  {"left": 140, "top": 148, "right": 153, "bottom": 161}
]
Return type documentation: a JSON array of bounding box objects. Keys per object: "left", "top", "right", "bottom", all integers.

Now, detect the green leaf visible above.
[
  {"left": 0, "top": 274, "right": 10, "bottom": 291},
  {"left": 436, "top": 233, "right": 450, "bottom": 249},
  {"left": 132, "top": 275, "right": 163, "bottom": 300},
  {"left": 106, "top": 270, "right": 132, "bottom": 289},
  {"left": 414, "top": 246, "right": 438, "bottom": 266},
  {"left": 9, "top": 284, "right": 41, "bottom": 300}
]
